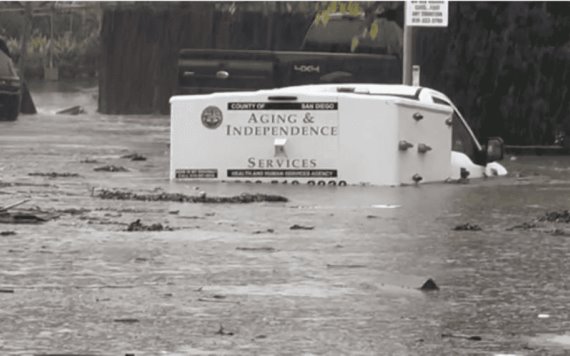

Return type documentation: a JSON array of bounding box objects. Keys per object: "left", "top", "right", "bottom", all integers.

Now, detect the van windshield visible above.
[{"left": 451, "top": 111, "right": 479, "bottom": 161}]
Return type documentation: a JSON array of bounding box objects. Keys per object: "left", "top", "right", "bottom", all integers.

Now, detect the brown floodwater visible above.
[{"left": 0, "top": 84, "right": 569, "bottom": 355}]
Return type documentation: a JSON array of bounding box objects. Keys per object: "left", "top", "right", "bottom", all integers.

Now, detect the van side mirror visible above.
[{"left": 484, "top": 137, "right": 504, "bottom": 162}]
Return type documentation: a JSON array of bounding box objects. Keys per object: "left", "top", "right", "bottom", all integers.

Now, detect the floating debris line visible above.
[
  {"left": 28, "top": 172, "right": 80, "bottom": 178},
  {"left": 453, "top": 223, "right": 482, "bottom": 231},
  {"left": 121, "top": 153, "right": 147, "bottom": 161},
  {"left": 95, "top": 189, "right": 288, "bottom": 203},
  {"left": 539, "top": 210, "right": 570, "bottom": 223},
  {"left": 94, "top": 165, "right": 129, "bottom": 172},
  {"left": 126, "top": 219, "right": 171, "bottom": 232}
]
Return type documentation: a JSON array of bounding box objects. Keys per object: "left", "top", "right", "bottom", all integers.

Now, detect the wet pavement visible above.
[{"left": 1, "top": 83, "right": 569, "bottom": 355}]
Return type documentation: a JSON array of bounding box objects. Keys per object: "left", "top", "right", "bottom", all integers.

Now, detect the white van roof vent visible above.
[{"left": 337, "top": 86, "right": 370, "bottom": 94}]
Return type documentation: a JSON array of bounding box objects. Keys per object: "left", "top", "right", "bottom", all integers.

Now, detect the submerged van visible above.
[{"left": 170, "top": 83, "right": 506, "bottom": 186}]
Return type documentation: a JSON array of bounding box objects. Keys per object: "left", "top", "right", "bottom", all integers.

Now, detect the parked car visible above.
[
  {"left": 0, "top": 49, "right": 21, "bottom": 121},
  {"left": 177, "top": 12, "right": 403, "bottom": 95}
]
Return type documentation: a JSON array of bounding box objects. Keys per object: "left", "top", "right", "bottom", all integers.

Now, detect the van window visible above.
[{"left": 451, "top": 111, "right": 478, "bottom": 160}]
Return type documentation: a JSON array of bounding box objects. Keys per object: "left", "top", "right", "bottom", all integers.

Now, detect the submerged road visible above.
[{"left": 0, "top": 84, "right": 569, "bottom": 355}]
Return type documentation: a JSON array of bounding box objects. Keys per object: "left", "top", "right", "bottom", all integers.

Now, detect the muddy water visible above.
[{"left": 0, "top": 85, "right": 569, "bottom": 355}]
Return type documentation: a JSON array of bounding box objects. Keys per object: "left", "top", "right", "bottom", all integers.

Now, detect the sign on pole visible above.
[
  {"left": 405, "top": 0, "right": 449, "bottom": 27},
  {"left": 403, "top": 0, "right": 448, "bottom": 84}
]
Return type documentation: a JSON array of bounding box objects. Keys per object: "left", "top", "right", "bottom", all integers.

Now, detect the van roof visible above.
[
  {"left": 265, "top": 83, "right": 451, "bottom": 104},
  {"left": 171, "top": 83, "right": 453, "bottom": 107}
]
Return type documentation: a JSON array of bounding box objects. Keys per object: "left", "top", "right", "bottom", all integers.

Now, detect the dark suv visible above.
[{"left": 0, "top": 49, "right": 21, "bottom": 121}]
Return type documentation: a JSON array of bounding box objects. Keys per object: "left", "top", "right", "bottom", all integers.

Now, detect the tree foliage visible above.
[
  {"left": 417, "top": 2, "right": 570, "bottom": 144},
  {"left": 312, "top": 1, "right": 402, "bottom": 54}
]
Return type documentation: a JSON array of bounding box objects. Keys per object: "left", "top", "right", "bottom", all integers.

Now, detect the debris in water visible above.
[
  {"left": 121, "top": 153, "right": 147, "bottom": 161},
  {"left": 113, "top": 318, "right": 139, "bottom": 324},
  {"left": 445, "top": 177, "right": 469, "bottom": 184},
  {"left": 57, "top": 105, "right": 85, "bottom": 115},
  {"left": 420, "top": 278, "right": 439, "bottom": 291},
  {"left": 506, "top": 222, "right": 537, "bottom": 231},
  {"left": 441, "top": 333, "right": 482, "bottom": 341},
  {"left": 538, "top": 210, "right": 570, "bottom": 223},
  {"left": 85, "top": 217, "right": 127, "bottom": 227},
  {"left": 96, "top": 189, "right": 288, "bottom": 204},
  {"left": 0, "top": 231, "right": 16, "bottom": 236},
  {"left": 371, "top": 204, "right": 401, "bottom": 209},
  {"left": 0, "top": 199, "right": 30, "bottom": 212},
  {"left": 215, "top": 324, "right": 234, "bottom": 336},
  {"left": 0, "top": 288, "right": 14, "bottom": 293},
  {"left": 290, "top": 224, "right": 314, "bottom": 230},
  {"left": 126, "top": 219, "right": 171, "bottom": 232},
  {"left": 252, "top": 228, "right": 274, "bottom": 234},
  {"left": 551, "top": 228, "right": 570, "bottom": 236},
  {"left": 28, "top": 172, "right": 80, "bottom": 178},
  {"left": 453, "top": 223, "right": 482, "bottom": 231},
  {"left": 538, "top": 314, "right": 550, "bottom": 319},
  {"left": 326, "top": 264, "right": 366, "bottom": 269},
  {"left": 178, "top": 215, "right": 201, "bottom": 220},
  {"left": 94, "top": 165, "right": 129, "bottom": 172},
  {"left": 236, "top": 246, "right": 276, "bottom": 252},
  {"left": 198, "top": 297, "right": 239, "bottom": 304},
  {"left": 57, "top": 208, "right": 90, "bottom": 215},
  {"left": 0, "top": 211, "right": 58, "bottom": 224},
  {"left": 80, "top": 158, "right": 99, "bottom": 164},
  {"left": 104, "top": 212, "right": 122, "bottom": 218}
]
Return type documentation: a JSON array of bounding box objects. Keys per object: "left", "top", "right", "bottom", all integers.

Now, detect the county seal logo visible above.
[{"left": 201, "top": 106, "right": 223, "bottom": 129}]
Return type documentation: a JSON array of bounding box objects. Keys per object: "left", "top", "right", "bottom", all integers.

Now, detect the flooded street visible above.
[{"left": 1, "top": 83, "right": 570, "bottom": 355}]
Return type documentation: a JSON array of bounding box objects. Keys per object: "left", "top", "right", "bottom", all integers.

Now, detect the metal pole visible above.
[
  {"left": 18, "top": 3, "right": 32, "bottom": 80},
  {"left": 402, "top": 12, "right": 413, "bottom": 84},
  {"left": 49, "top": 9, "right": 54, "bottom": 68}
]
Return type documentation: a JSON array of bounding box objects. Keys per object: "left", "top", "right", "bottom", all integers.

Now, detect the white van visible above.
[{"left": 170, "top": 84, "right": 506, "bottom": 186}]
